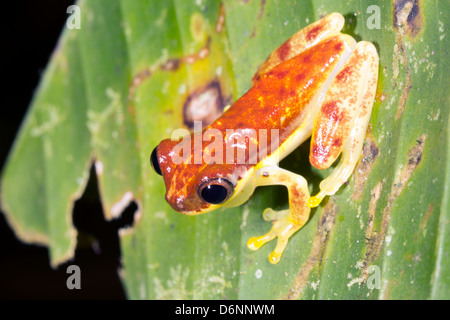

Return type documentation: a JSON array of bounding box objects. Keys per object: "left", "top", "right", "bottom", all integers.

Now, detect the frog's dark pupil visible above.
[
  {"left": 150, "top": 147, "right": 162, "bottom": 176},
  {"left": 201, "top": 184, "right": 228, "bottom": 204}
]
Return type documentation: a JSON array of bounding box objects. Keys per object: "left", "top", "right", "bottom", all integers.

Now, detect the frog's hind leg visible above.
[
  {"left": 307, "top": 41, "right": 379, "bottom": 208},
  {"left": 252, "top": 12, "right": 345, "bottom": 84},
  {"left": 247, "top": 166, "right": 311, "bottom": 264}
]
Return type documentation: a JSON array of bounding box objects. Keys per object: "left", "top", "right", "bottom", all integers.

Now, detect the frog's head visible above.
[{"left": 150, "top": 138, "right": 247, "bottom": 215}]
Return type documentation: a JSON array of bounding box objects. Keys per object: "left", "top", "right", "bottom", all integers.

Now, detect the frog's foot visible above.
[
  {"left": 307, "top": 184, "right": 340, "bottom": 208},
  {"left": 307, "top": 191, "right": 326, "bottom": 208},
  {"left": 247, "top": 208, "right": 303, "bottom": 264},
  {"left": 262, "top": 208, "right": 288, "bottom": 221}
]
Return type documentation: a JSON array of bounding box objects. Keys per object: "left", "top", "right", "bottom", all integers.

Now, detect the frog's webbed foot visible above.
[
  {"left": 247, "top": 208, "right": 303, "bottom": 264},
  {"left": 247, "top": 166, "right": 311, "bottom": 264}
]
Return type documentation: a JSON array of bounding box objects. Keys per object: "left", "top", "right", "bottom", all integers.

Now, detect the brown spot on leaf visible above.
[
  {"left": 258, "top": 0, "right": 266, "bottom": 20},
  {"left": 190, "top": 12, "right": 206, "bottom": 42},
  {"left": 392, "top": 135, "right": 426, "bottom": 196},
  {"left": 366, "top": 181, "right": 383, "bottom": 240},
  {"left": 352, "top": 134, "right": 379, "bottom": 201},
  {"left": 414, "top": 203, "right": 434, "bottom": 241},
  {"left": 394, "top": 51, "right": 412, "bottom": 120},
  {"left": 392, "top": 0, "right": 417, "bottom": 120},
  {"left": 349, "top": 135, "right": 426, "bottom": 288},
  {"left": 183, "top": 80, "right": 225, "bottom": 129},
  {"left": 419, "top": 204, "right": 433, "bottom": 230},
  {"left": 283, "top": 201, "right": 338, "bottom": 300},
  {"left": 393, "top": 0, "right": 424, "bottom": 38},
  {"left": 160, "top": 58, "right": 181, "bottom": 71},
  {"left": 348, "top": 180, "right": 383, "bottom": 288},
  {"left": 182, "top": 37, "right": 211, "bottom": 65},
  {"left": 127, "top": 68, "right": 153, "bottom": 114},
  {"left": 215, "top": 3, "right": 226, "bottom": 33},
  {"left": 127, "top": 36, "right": 212, "bottom": 112},
  {"left": 347, "top": 181, "right": 383, "bottom": 290}
]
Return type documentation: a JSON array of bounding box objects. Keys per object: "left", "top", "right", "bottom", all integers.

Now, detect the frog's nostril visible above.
[{"left": 150, "top": 146, "right": 162, "bottom": 176}]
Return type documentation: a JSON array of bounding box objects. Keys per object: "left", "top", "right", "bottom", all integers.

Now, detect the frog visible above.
[{"left": 150, "top": 12, "right": 379, "bottom": 264}]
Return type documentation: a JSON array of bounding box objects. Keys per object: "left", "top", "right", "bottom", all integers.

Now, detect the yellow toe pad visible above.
[{"left": 307, "top": 192, "right": 326, "bottom": 208}]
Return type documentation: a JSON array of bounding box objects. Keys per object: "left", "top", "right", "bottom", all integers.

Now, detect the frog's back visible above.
[{"left": 208, "top": 34, "right": 352, "bottom": 167}]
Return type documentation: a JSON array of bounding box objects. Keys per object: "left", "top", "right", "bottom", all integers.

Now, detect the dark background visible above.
[{"left": 0, "top": 2, "right": 128, "bottom": 299}]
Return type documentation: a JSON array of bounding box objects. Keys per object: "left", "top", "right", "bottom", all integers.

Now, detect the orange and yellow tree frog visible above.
[{"left": 150, "top": 13, "right": 379, "bottom": 264}]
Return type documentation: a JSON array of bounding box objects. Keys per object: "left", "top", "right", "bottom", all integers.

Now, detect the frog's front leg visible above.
[
  {"left": 307, "top": 41, "right": 379, "bottom": 207},
  {"left": 247, "top": 166, "right": 311, "bottom": 264}
]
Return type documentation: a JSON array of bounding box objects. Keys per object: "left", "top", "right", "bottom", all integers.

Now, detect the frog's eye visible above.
[
  {"left": 198, "top": 178, "right": 234, "bottom": 205},
  {"left": 150, "top": 146, "right": 162, "bottom": 176}
]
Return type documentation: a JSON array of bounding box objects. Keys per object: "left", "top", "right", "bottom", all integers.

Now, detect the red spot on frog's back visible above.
[
  {"left": 295, "top": 71, "right": 306, "bottom": 83},
  {"left": 334, "top": 41, "right": 343, "bottom": 52},
  {"left": 335, "top": 65, "right": 352, "bottom": 83},
  {"left": 306, "top": 25, "right": 323, "bottom": 41},
  {"left": 321, "top": 101, "right": 345, "bottom": 122},
  {"left": 310, "top": 134, "right": 343, "bottom": 169},
  {"left": 299, "top": 51, "right": 312, "bottom": 65},
  {"left": 277, "top": 41, "right": 291, "bottom": 61},
  {"left": 271, "top": 69, "right": 290, "bottom": 80},
  {"left": 310, "top": 143, "right": 328, "bottom": 169},
  {"left": 332, "top": 137, "right": 343, "bottom": 148}
]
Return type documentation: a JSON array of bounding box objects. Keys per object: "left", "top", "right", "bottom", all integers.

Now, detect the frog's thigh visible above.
[
  {"left": 308, "top": 41, "right": 379, "bottom": 207},
  {"left": 252, "top": 12, "right": 345, "bottom": 84},
  {"left": 247, "top": 166, "right": 311, "bottom": 264}
]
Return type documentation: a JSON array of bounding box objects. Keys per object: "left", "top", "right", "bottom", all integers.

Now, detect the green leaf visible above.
[{"left": 1, "top": 0, "right": 449, "bottom": 299}]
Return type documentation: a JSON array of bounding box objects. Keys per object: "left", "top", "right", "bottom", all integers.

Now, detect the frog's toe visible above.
[
  {"left": 262, "top": 208, "right": 289, "bottom": 221},
  {"left": 268, "top": 238, "right": 289, "bottom": 264},
  {"left": 248, "top": 209, "right": 303, "bottom": 264},
  {"left": 307, "top": 191, "right": 326, "bottom": 208},
  {"left": 247, "top": 232, "right": 276, "bottom": 251}
]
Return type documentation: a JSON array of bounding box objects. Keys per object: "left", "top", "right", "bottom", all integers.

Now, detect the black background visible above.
[{"left": 0, "top": 1, "right": 128, "bottom": 299}]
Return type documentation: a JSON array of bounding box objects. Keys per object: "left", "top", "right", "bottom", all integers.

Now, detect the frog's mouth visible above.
[
  {"left": 178, "top": 205, "right": 221, "bottom": 216},
  {"left": 164, "top": 191, "right": 220, "bottom": 216}
]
